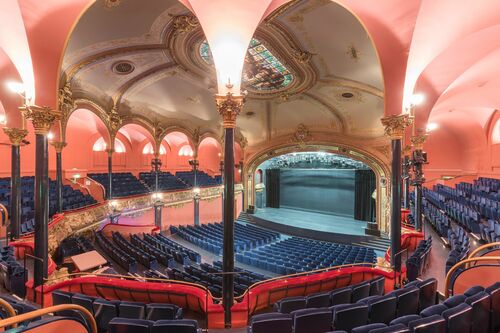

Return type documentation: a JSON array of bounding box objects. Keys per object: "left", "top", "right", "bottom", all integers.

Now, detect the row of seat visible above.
[
  {"left": 95, "top": 232, "right": 137, "bottom": 273},
  {"left": 480, "top": 219, "right": 500, "bottom": 243},
  {"left": 171, "top": 221, "right": 280, "bottom": 255},
  {"left": 108, "top": 318, "right": 200, "bottom": 333},
  {"left": 143, "top": 233, "right": 201, "bottom": 264},
  {"left": 0, "top": 246, "right": 27, "bottom": 297},
  {"left": 138, "top": 171, "right": 189, "bottom": 191},
  {"left": 274, "top": 277, "right": 386, "bottom": 314},
  {"left": 130, "top": 234, "right": 174, "bottom": 267},
  {"left": 88, "top": 172, "right": 150, "bottom": 197},
  {"left": 240, "top": 236, "right": 376, "bottom": 275},
  {"left": 175, "top": 170, "right": 222, "bottom": 187},
  {"left": 445, "top": 226, "right": 470, "bottom": 274},
  {"left": 406, "top": 238, "right": 432, "bottom": 282},
  {"left": 55, "top": 235, "right": 94, "bottom": 266},
  {"left": 112, "top": 232, "right": 158, "bottom": 270},
  {"left": 250, "top": 278, "right": 439, "bottom": 333},
  {"left": 52, "top": 290, "right": 185, "bottom": 333}
]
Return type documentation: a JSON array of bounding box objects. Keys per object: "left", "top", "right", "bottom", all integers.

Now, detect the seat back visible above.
[
  {"left": 465, "top": 291, "right": 491, "bottom": 333},
  {"left": 332, "top": 303, "right": 369, "bottom": 332},
  {"left": 407, "top": 314, "right": 446, "bottom": 333},
  {"left": 119, "top": 301, "right": 146, "bottom": 319},
  {"left": 369, "top": 276, "right": 385, "bottom": 296},
  {"left": 146, "top": 303, "right": 180, "bottom": 321},
  {"left": 367, "top": 295, "right": 397, "bottom": 324},
  {"left": 93, "top": 298, "right": 118, "bottom": 333},
  {"left": 392, "top": 286, "right": 419, "bottom": 316},
  {"left": 292, "top": 308, "right": 332, "bottom": 333},
  {"left": 330, "top": 287, "right": 352, "bottom": 306},
  {"left": 417, "top": 278, "right": 437, "bottom": 311},
  {"left": 108, "top": 318, "right": 153, "bottom": 333},
  {"left": 485, "top": 282, "right": 500, "bottom": 333},
  {"left": 250, "top": 313, "right": 293, "bottom": 333},
  {"left": 151, "top": 319, "right": 198, "bottom": 333},
  {"left": 71, "top": 293, "right": 95, "bottom": 315},
  {"left": 369, "top": 323, "right": 410, "bottom": 332},
  {"left": 441, "top": 303, "right": 472, "bottom": 333},
  {"left": 351, "top": 282, "right": 371, "bottom": 302},
  {"left": 278, "top": 297, "right": 306, "bottom": 314},
  {"left": 306, "top": 292, "right": 330, "bottom": 308}
]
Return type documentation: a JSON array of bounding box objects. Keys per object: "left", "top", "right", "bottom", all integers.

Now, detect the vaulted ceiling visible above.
[{"left": 60, "top": 0, "right": 384, "bottom": 147}]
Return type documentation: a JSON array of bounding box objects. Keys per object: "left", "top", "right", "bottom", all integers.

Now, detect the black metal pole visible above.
[
  {"left": 220, "top": 160, "right": 224, "bottom": 220},
  {"left": 390, "top": 138, "right": 402, "bottom": 274},
  {"left": 56, "top": 151, "right": 63, "bottom": 213},
  {"left": 107, "top": 150, "right": 113, "bottom": 199},
  {"left": 154, "top": 202, "right": 162, "bottom": 230},
  {"left": 34, "top": 133, "right": 49, "bottom": 287},
  {"left": 411, "top": 146, "right": 427, "bottom": 232},
  {"left": 192, "top": 159, "right": 199, "bottom": 226},
  {"left": 10, "top": 145, "right": 21, "bottom": 240},
  {"left": 402, "top": 155, "right": 410, "bottom": 210},
  {"left": 222, "top": 128, "right": 235, "bottom": 327},
  {"left": 414, "top": 186, "right": 422, "bottom": 231}
]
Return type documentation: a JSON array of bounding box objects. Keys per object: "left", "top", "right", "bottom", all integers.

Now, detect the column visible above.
[
  {"left": 381, "top": 115, "right": 411, "bottom": 275},
  {"left": 21, "top": 106, "right": 61, "bottom": 288},
  {"left": 410, "top": 135, "right": 428, "bottom": 232},
  {"left": 238, "top": 161, "right": 244, "bottom": 212},
  {"left": 402, "top": 155, "right": 411, "bottom": 210},
  {"left": 215, "top": 92, "right": 244, "bottom": 328},
  {"left": 51, "top": 142, "right": 67, "bottom": 213},
  {"left": 190, "top": 159, "right": 200, "bottom": 226},
  {"left": 219, "top": 160, "right": 224, "bottom": 218},
  {"left": 106, "top": 149, "right": 114, "bottom": 199},
  {"left": 3, "top": 128, "right": 28, "bottom": 240},
  {"left": 151, "top": 155, "right": 162, "bottom": 192},
  {"left": 154, "top": 201, "right": 162, "bottom": 229}
]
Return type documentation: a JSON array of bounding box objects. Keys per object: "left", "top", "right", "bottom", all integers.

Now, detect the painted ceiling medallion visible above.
[
  {"left": 200, "top": 38, "right": 294, "bottom": 91},
  {"left": 104, "top": 0, "right": 121, "bottom": 9},
  {"left": 112, "top": 61, "right": 135, "bottom": 75}
]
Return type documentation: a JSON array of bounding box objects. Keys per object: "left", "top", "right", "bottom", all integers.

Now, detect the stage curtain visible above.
[
  {"left": 354, "top": 169, "right": 376, "bottom": 221},
  {"left": 265, "top": 169, "right": 280, "bottom": 208}
]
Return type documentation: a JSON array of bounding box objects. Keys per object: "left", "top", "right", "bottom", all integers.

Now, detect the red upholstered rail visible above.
[
  {"left": 100, "top": 222, "right": 159, "bottom": 239},
  {"left": 9, "top": 241, "right": 57, "bottom": 275},
  {"left": 385, "top": 230, "right": 425, "bottom": 263}
]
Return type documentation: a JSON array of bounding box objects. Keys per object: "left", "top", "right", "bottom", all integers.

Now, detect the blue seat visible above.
[
  {"left": 248, "top": 313, "right": 292, "bottom": 333},
  {"left": 330, "top": 287, "right": 352, "bottom": 306},
  {"left": 407, "top": 314, "right": 446, "bottom": 333},
  {"left": 306, "top": 292, "right": 330, "bottom": 308},
  {"left": 108, "top": 318, "right": 153, "bottom": 333},
  {"left": 151, "top": 319, "right": 199, "bottom": 333},
  {"left": 419, "top": 304, "right": 447, "bottom": 317},
  {"left": 274, "top": 296, "right": 306, "bottom": 314},
  {"left": 291, "top": 308, "right": 332, "bottom": 333},
  {"left": 465, "top": 291, "right": 491, "bottom": 333},
  {"left": 369, "top": 276, "right": 385, "bottom": 296},
  {"left": 369, "top": 324, "right": 410, "bottom": 333},
  {"left": 390, "top": 314, "right": 421, "bottom": 326},
  {"left": 443, "top": 294, "right": 466, "bottom": 308},
  {"left": 93, "top": 298, "right": 119, "bottom": 333},
  {"left": 351, "top": 323, "right": 387, "bottom": 333},
  {"left": 362, "top": 294, "right": 397, "bottom": 324},
  {"left": 146, "top": 303, "right": 182, "bottom": 321},
  {"left": 331, "top": 303, "right": 369, "bottom": 332},
  {"left": 486, "top": 282, "right": 500, "bottom": 333},
  {"left": 441, "top": 303, "right": 472, "bottom": 333},
  {"left": 391, "top": 286, "right": 420, "bottom": 317},
  {"left": 351, "top": 282, "right": 371, "bottom": 302}
]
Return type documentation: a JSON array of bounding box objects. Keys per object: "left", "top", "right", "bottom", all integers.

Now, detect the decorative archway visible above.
[{"left": 245, "top": 141, "right": 391, "bottom": 233}]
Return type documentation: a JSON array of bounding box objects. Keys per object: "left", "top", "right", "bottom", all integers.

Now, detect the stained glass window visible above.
[{"left": 200, "top": 38, "right": 293, "bottom": 91}]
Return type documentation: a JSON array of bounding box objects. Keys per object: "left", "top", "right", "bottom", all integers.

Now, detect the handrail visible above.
[
  {"left": 235, "top": 262, "right": 387, "bottom": 300},
  {"left": 468, "top": 242, "right": 500, "bottom": 259},
  {"left": 0, "top": 298, "right": 17, "bottom": 326},
  {"left": 42, "top": 272, "right": 214, "bottom": 298},
  {"left": 444, "top": 256, "right": 500, "bottom": 297},
  {"left": 0, "top": 203, "right": 8, "bottom": 226},
  {"left": 0, "top": 304, "right": 97, "bottom": 333}
]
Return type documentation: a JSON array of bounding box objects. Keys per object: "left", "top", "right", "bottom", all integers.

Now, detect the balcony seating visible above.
[
  {"left": 139, "top": 171, "right": 189, "bottom": 191},
  {"left": 291, "top": 308, "right": 332, "bottom": 333},
  {"left": 0, "top": 176, "right": 96, "bottom": 235},
  {"left": 238, "top": 236, "right": 376, "bottom": 275},
  {"left": 351, "top": 323, "right": 388, "bottom": 333},
  {"left": 0, "top": 246, "right": 27, "bottom": 297},
  {"left": 175, "top": 170, "right": 220, "bottom": 187},
  {"left": 95, "top": 231, "right": 137, "bottom": 273},
  {"left": 88, "top": 172, "right": 149, "bottom": 197},
  {"left": 405, "top": 278, "right": 438, "bottom": 311},
  {"left": 248, "top": 313, "right": 293, "bottom": 333},
  {"left": 0, "top": 293, "right": 38, "bottom": 323},
  {"left": 172, "top": 221, "right": 280, "bottom": 255},
  {"left": 112, "top": 232, "right": 158, "bottom": 269},
  {"left": 486, "top": 282, "right": 500, "bottom": 333},
  {"left": 130, "top": 234, "right": 173, "bottom": 267},
  {"left": 331, "top": 303, "right": 369, "bottom": 332},
  {"left": 55, "top": 235, "right": 95, "bottom": 264},
  {"left": 143, "top": 233, "right": 201, "bottom": 264},
  {"left": 405, "top": 239, "right": 432, "bottom": 282},
  {"left": 481, "top": 219, "right": 500, "bottom": 243},
  {"left": 358, "top": 294, "right": 397, "bottom": 324},
  {"left": 441, "top": 303, "right": 472, "bottom": 333},
  {"left": 407, "top": 314, "right": 446, "bottom": 332},
  {"left": 445, "top": 226, "right": 470, "bottom": 274}
]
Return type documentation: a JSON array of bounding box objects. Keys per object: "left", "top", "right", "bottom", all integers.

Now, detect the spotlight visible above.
[{"left": 193, "top": 187, "right": 201, "bottom": 195}]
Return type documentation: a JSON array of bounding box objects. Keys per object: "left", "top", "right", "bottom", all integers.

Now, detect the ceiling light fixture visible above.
[{"left": 426, "top": 122, "right": 438, "bottom": 132}]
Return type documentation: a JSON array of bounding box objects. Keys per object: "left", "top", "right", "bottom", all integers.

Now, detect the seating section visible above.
[
  {"left": 175, "top": 170, "right": 221, "bottom": 187},
  {"left": 95, "top": 232, "right": 137, "bottom": 273},
  {"left": 112, "top": 232, "right": 158, "bottom": 270},
  {"left": 405, "top": 238, "right": 432, "bottom": 282},
  {"left": 166, "top": 260, "right": 269, "bottom": 297},
  {"left": 143, "top": 233, "right": 201, "bottom": 264},
  {"left": 252, "top": 278, "right": 444, "bottom": 333},
  {"left": 55, "top": 235, "right": 95, "bottom": 265},
  {"left": 238, "top": 237, "right": 376, "bottom": 275},
  {"left": 0, "top": 176, "right": 96, "bottom": 234},
  {"left": 445, "top": 226, "right": 470, "bottom": 274},
  {"left": 139, "top": 171, "right": 189, "bottom": 191},
  {"left": 0, "top": 293, "right": 38, "bottom": 321},
  {"left": 51, "top": 290, "right": 188, "bottom": 333},
  {"left": 171, "top": 222, "right": 280, "bottom": 255},
  {"left": 423, "top": 177, "right": 500, "bottom": 241},
  {"left": 88, "top": 172, "right": 149, "bottom": 197},
  {"left": 0, "top": 246, "right": 27, "bottom": 297}
]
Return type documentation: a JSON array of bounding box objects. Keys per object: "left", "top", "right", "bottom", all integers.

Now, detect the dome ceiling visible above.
[{"left": 60, "top": 0, "right": 384, "bottom": 147}]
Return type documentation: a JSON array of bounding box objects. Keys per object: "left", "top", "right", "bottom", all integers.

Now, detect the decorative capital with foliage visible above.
[
  {"left": 381, "top": 114, "right": 412, "bottom": 140},
  {"left": 3, "top": 127, "right": 28, "bottom": 146},
  {"left": 410, "top": 134, "right": 428, "bottom": 150},
  {"left": 51, "top": 141, "right": 67, "bottom": 153},
  {"left": 20, "top": 105, "right": 62, "bottom": 135},
  {"left": 215, "top": 93, "right": 245, "bottom": 128}
]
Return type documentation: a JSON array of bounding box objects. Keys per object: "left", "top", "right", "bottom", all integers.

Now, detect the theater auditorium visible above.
[{"left": 0, "top": 0, "right": 499, "bottom": 332}]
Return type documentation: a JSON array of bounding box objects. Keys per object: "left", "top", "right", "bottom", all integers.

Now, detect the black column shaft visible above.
[
  {"left": 107, "top": 153, "right": 113, "bottom": 199},
  {"left": 414, "top": 185, "right": 422, "bottom": 231},
  {"left": 193, "top": 162, "right": 199, "bottom": 226},
  {"left": 390, "top": 139, "right": 402, "bottom": 273},
  {"left": 56, "top": 151, "right": 63, "bottom": 213},
  {"left": 34, "top": 134, "right": 49, "bottom": 287},
  {"left": 10, "top": 145, "right": 21, "bottom": 240},
  {"left": 222, "top": 128, "right": 235, "bottom": 328}
]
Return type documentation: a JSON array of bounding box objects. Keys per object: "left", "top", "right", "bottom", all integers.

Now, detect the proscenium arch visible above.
[{"left": 245, "top": 142, "right": 390, "bottom": 233}]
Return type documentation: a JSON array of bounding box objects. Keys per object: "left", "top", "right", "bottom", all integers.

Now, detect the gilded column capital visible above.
[
  {"left": 380, "top": 114, "right": 412, "bottom": 140},
  {"left": 3, "top": 128, "right": 28, "bottom": 146},
  {"left": 215, "top": 93, "right": 245, "bottom": 129},
  {"left": 50, "top": 141, "right": 67, "bottom": 153},
  {"left": 105, "top": 148, "right": 114, "bottom": 156},
  {"left": 20, "top": 105, "right": 62, "bottom": 135},
  {"left": 410, "top": 134, "right": 428, "bottom": 150}
]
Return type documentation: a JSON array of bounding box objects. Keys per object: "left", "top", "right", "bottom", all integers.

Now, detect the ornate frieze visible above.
[
  {"left": 20, "top": 105, "right": 62, "bottom": 135},
  {"left": 3, "top": 128, "right": 28, "bottom": 146},
  {"left": 380, "top": 114, "right": 412, "bottom": 140},
  {"left": 290, "top": 123, "right": 312, "bottom": 147},
  {"left": 171, "top": 15, "right": 199, "bottom": 35},
  {"left": 215, "top": 93, "right": 245, "bottom": 128}
]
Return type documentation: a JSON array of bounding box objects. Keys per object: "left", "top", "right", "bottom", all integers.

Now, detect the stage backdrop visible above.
[{"left": 279, "top": 169, "right": 355, "bottom": 217}]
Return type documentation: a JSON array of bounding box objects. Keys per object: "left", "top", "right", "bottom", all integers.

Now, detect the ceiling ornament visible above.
[
  {"left": 104, "top": 0, "right": 121, "bottom": 9},
  {"left": 291, "top": 47, "right": 313, "bottom": 63},
  {"left": 106, "top": 106, "right": 123, "bottom": 136},
  {"left": 381, "top": 114, "right": 412, "bottom": 140},
  {"left": 332, "top": 87, "right": 365, "bottom": 104},
  {"left": 171, "top": 14, "right": 199, "bottom": 36},
  {"left": 290, "top": 123, "right": 312, "bottom": 147},
  {"left": 410, "top": 134, "right": 428, "bottom": 150},
  {"left": 346, "top": 44, "right": 362, "bottom": 62}
]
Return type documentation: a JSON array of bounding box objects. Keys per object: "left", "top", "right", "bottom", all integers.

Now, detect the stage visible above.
[{"left": 249, "top": 207, "right": 382, "bottom": 245}]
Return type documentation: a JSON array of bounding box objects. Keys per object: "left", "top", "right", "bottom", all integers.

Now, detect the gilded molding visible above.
[
  {"left": 410, "top": 134, "right": 428, "bottom": 150},
  {"left": 20, "top": 105, "right": 62, "bottom": 135},
  {"left": 51, "top": 141, "right": 67, "bottom": 153},
  {"left": 290, "top": 123, "right": 312, "bottom": 147},
  {"left": 171, "top": 14, "right": 199, "bottom": 35},
  {"left": 3, "top": 128, "right": 28, "bottom": 146},
  {"left": 215, "top": 93, "right": 245, "bottom": 129},
  {"left": 380, "top": 115, "right": 412, "bottom": 140}
]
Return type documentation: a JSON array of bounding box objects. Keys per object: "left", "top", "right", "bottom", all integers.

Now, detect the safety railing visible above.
[
  {"left": 0, "top": 203, "right": 8, "bottom": 227},
  {"left": 0, "top": 304, "right": 97, "bottom": 333},
  {"left": 0, "top": 298, "right": 17, "bottom": 326},
  {"left": 445, "top": 256, "right": 500, "bottom": 297},
  {"left": 468, "top": 241, "right": 500, "bottom": 259}
]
